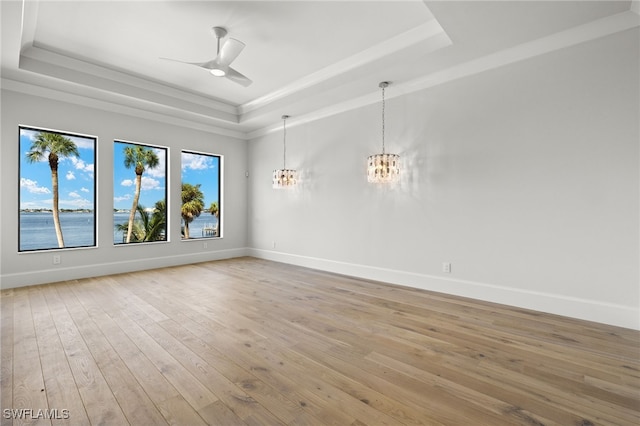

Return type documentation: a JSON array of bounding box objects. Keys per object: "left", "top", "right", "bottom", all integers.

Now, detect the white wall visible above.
[
  {"left": 247, "top": 28, "right": 639, "bottom": 329},
  {"left": 0, "top": 90, "right": 248, "bottom": 288}
]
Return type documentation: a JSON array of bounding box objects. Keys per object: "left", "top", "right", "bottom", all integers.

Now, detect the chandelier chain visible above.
[
  {"left": 282, "top": 115, "right": 287, "bottom": 169},
  {"left": 381, "top": 84, "right": 386, "bottom": 154}
]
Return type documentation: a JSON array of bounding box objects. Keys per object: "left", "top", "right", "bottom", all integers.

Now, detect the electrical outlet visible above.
[
  {"left": 53, "top": 255, "right": 61, "bottom": 265},
  {"left": 272, "top": 241, "right": 276, "bottom": 249},
  {"left": 203, "top": 242, "right": 208, "bottom": 249},
  {"left": 442, "top": 262, "right": 451, "bottom": 273}
]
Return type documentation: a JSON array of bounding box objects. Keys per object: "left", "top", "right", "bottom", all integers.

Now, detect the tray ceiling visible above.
[{"left": 1, "top": 1, "right": 637, "bottom": 138}]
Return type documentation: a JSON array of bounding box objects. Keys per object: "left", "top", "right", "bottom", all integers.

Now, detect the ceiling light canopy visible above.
[{"left": 367, "top": 81, "right": 400, "bottom": 183}]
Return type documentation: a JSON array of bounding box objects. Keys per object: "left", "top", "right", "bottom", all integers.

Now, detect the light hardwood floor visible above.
[{"left": 1, "top": 257, "right": 639, "bottom": 425}]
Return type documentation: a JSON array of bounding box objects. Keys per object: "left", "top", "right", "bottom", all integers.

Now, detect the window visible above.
[
  {"left": 19, "top": 126, "right": 96, "bottom": 252},
  {"left": 181, "top": 151, "right": 222, "bottom": 239},
  {"left": 113, "top": 141, "right": 168, "bottom": 244}
]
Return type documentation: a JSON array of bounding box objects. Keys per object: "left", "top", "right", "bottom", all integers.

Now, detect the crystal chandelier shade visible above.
[
  {"left": 367, "top": 153, "right": 400, "bottom": 183},
  {"left": 273, "top": 115, "right": 297, "bottom": 189},
  {"left": 272, "top": 169, "right": 297, "bottom": 188},
  {"left": 367, "top": 81, "right": 400, "bottom": 183}
]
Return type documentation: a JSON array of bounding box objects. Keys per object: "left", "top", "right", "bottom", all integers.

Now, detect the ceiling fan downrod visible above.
[{"left": 212, "top": 26, "right": 227, "bottom": 54}]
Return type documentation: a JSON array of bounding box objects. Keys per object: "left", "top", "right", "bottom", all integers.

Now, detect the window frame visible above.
[
  {"left": 113, "top": 139, "right": 169, "bottom": 246},
  {"left": 180, "top": 150, "right": 223, "bottom": 241},
  {"left": 18, "top": 125, "right": 97, "bottom": 253}
]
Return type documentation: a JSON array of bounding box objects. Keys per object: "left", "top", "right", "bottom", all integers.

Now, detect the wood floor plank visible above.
[
  {"left": 110, "top": 312, "right": 218, "bottom": 412},
  {"left": 181, "top": 284, "right": 442, "bottom": 424},
  {"left": 11, "top": 289, "right": 50, "bottom": 426},
  {"left": 154, "top": 395, "right": 208, "bottom": 426},
  {"left": 56, "top": 281, "right": 169, "bottom": 426},
  {"left": 28, "top": 286, "right": 89, "bottom": 425},
  {"left": 248, "top": 333, "right": 446, "bottom": 425},
  {"left": 42, "top": 284, "right": 129, "bottom": 425},
  {"left": 1, "top": 290, "right": 14, "bottom": 426},
  {"left": 66, "top": 277, "right": 201, "bottom": 421},
  {"left": 156, "top": 318, "right": 287, "bottom": 426},
  {"left": 216, "top": 279, "right": 514, "bottom": 424},
  {"left": 1, "top": 257, "right": 638, "bottom": 425},
  {"left": 160, "top": 314, "right": 312, "bottom": 425},
  {"left": 197, "top": 400, "right": 245, "bottom": 425}
]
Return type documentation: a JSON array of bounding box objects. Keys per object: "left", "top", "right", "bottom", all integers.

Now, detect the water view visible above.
[
  {"left": 19, "top": 210, "right": 219, "bottom": 251},
  {"left": 113, "top": 211, "right": 218, "bottom": 243},
  {"left": 20, "top": 211, "right": 95, "bottom": 251}
]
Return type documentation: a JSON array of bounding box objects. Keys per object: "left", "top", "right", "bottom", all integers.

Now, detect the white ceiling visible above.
[{"left": 1, "top": 1, "right": 638, "bottom": 138}]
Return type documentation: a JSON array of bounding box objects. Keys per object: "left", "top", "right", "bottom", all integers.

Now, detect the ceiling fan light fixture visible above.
[{"left": 210, "top": 68, "right": 226, "bottom": 77}]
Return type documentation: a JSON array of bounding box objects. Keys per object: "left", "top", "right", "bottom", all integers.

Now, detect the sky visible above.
[
  {"left": 180, "top": 151, "right": 220, "bottom": 211},
  {"left": 20, "top": 131, "right": 219, "bottom": 213},
  {"left": 113, "top": 141, "right": 167, "bottom": 211},
  {"left": 113, "top": 143, "right": 220, "bottom": 212},
  {"left": 20, "top": 127, "right": 95, "bottom": 211}
]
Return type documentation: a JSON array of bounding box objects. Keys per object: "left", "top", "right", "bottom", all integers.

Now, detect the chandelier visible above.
[
  {"left": 367, "top": 81, "right": 400, "bottom": 183},
  {"left": 273, "top": 115, "right": 297, "bottom": 189}
]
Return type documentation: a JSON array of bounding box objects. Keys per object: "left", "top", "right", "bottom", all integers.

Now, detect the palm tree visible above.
[
  {"left": 146, "top": 199, "right": 167, "bottom": 241},
  {"left": 25, "top": 132, "right": 79, "bottom": 248},
  {"left": 209, "top": 201, "right": 220, "bottom": 236},
  {"left": 209, "top": 201, "right": 219, "bottom": 219},
  {"left": 116, "top": 199, "right": 166, "bottom": 243},
  {"left": 123, "top": 145, "right": 159, "bottom": 243},
  {"left": 181, "top": 183, "right": 204, "bottom": 239},
  {"left": 116, "top": 211, "right": 144, "bottom": 243}
]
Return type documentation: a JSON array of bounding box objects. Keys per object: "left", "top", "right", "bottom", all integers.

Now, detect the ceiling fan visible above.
[{"left": 162, "top": 26, "right": 252, "bottom": 87}]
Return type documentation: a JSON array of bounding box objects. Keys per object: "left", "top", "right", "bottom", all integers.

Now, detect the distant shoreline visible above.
[{"left": 20, "top": 209, "right": 94, "bottom": 213}]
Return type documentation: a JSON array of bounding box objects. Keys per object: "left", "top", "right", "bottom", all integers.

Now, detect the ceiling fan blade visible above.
[
  {"left": 160, "top": 57, "right": 216, "bottom": 69},
  {"left": 225, "top": 66, "right": 252, "bottom": 87},
  {"left": 161, "top": 30, "right": 250, "bottom": 87},
  {"left": 218, "top": 38, "right": 245, "bottom": 66}
]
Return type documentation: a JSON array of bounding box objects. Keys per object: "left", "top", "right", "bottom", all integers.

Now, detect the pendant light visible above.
[
  {"left": 367, "top": 81, "right": 400, "bottom": 183},
  {"left": 272, "top": 115, "right": 297, "bottom": 189}
]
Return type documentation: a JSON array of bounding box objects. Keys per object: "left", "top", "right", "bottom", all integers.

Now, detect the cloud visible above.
[
  {"left": 69, "top": 156, "right": 94, "bottom": 173},
  {"left": 121, "top": 177, "right": 161, "bottom": 191},
  {"left": 19, "top": 128, "right": 39, "bottom": 142},
  {"left": 141, "top": 176, "right": 161, "bottom": 190},
  {"left": 20, "top": 178, "right": 51, "bottom": 194},
  {"left": 66, "top": 171, "right": 76, "bottom": 180},
  {"left": 182, "top": 152, "right": 213, "bottom": 171},
  {"left": 60, "top": 197, "right": 92, "bottom": 209},
  {"left": 69, "top": 191, "right": 81, "bottom": 198},
  {"left": 20, "top": 200, "right": 52, "bottom": 210},
  {"left": 114, "top": 195, "right": 131, "bottom": 202},
  {"left": 81, "top": 187, "right": 90, "bottom": 193},
  {"left": 68, "top": 136, "right": 95, "bottom": 150}
]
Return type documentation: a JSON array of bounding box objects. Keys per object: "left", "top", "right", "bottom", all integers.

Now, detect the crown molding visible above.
[
  {"left": 238, "top": 19, "right": 450, "bottom": 118},
  {"left": 20, "top": 45, "right": 238, "bottom": 118},
  {"left": 248, "top": 9, "right": 640, "bottom": 140},
  {"left": 1, "top": 74, "right": 247, "bottom": 139}
]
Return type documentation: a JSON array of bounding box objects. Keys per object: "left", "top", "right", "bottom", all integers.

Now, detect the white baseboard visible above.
[
  {"left": 1, "top": 247, "right": 249, "bottom": 290},
  {"left": 247, "top": 248, "right": 640, "bottom": 331},
  {"left": 4, "top": 247, "right": 637, "bottom": 330}
]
